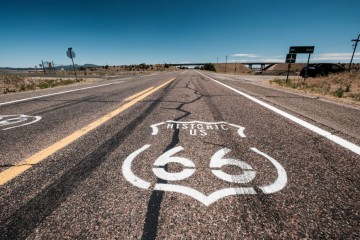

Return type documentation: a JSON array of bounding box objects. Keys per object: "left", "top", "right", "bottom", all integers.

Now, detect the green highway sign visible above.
[{"left": 289, "top": 46, "right": 314, "bottom": 54}]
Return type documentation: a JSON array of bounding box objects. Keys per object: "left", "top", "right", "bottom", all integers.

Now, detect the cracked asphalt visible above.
[{"left": 0, "top": 70, "right": 359, "bottom": 239}]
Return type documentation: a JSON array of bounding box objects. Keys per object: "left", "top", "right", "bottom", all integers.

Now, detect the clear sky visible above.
[{"left": 1, "top": 0, "right": 359, "bottom": 68}]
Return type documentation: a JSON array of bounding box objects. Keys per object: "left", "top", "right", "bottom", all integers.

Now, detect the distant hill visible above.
[{"left": 83, "top": 64, "right": 98, "bottom": 67}]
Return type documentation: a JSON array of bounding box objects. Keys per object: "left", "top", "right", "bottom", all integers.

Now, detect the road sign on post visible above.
[
  {"left": 66, "top": 49, "right": 76, "bottom": 59},
  {"left": 285, "top": 54, "right": 296, "bottom": 83},
  {"left": 289, "top": 46, "right": 315, "bottom": 79},
  {"left": 286, "top": 54, "right": 297, "bottom": 63},
  {"left": 66, "top": 47, "right": 77, "bottom": 79},
  {"left": 289, "top": 46, "right": 314, "bottom": 54}
]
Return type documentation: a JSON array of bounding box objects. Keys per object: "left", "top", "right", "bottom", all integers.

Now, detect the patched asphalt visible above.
[{"left": 0, "top": 70, "right": 359, "bottom": 239}]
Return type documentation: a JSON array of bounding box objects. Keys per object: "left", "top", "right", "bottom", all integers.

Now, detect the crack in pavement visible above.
[
  {"left": 0, "top": 80, "right": 172, "bottom": 239},
  {"left": 141, "top": 78, "right": 204, "bottom": 240}
]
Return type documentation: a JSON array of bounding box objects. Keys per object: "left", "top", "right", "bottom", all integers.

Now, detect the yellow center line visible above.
[
  {"left": 0, "top": 78, "right": 175, "bottom": 186},
  {"left": 124, "top": 87, "right": 154, "bottom": 101}
]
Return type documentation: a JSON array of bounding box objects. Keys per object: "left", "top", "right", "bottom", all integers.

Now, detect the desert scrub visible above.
[
  {"left": 3, "top": 88, "right": 17, "bottom": 94},
  {"left": 270, "top": 71, "right": 360, "bottom": 103},
  {"left": 37, "top": 78, "right": 83, "bottom": 89},
  {"left": 1, "top": 77, "right": 83, "bottom": 94},
  {"left": 333, "top": 87, "right": 344, "bottom": 98},
  {"left": 269, "top": 79, "right": 308, "bottom": 90},
  {"left": 38, "top": 81, "right": 51, "bottom": 89},
  {"left": 351, "top": 93, "right": 360, "bottom": 101}
]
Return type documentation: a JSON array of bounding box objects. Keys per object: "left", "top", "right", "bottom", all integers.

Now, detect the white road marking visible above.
[
  {"left": 122, "top": 144, "right": 151, "bottom": 189},
  {"left": 152, "top": 146, "right": 195, "bottom": 167},
  {"left": 251, "top": 148, "right": 287, "bottom": 194},
  {"left": 0, "top": 114, "right": 42, "bottom": 130},
  {"left": 197, "top": 71, "right": 360, "bottom": 156},
  {"left": 152, "top": 146, "right": 196, "bottom": 181},
  {"left": 210, "top": 148, "right": 256, "bottom": 184},
  {"left": 152, "top": 168, "right": 196, "bottom": 181},
  {"left": 150, "top": 120, "right": 246, "bottom": 137},
  {"left": 122, "top": 144, "right": 287, "bottom": 206},
  {"left": 154, "top": 184, "right": 256, "bottom": 207},
  {"left": 0, "top": 81, "right": 124, "bottom": 107}
]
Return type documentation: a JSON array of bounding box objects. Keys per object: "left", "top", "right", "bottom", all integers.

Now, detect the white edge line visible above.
[
  {"left": 0, "top": 81, "right": 124, "bottom": 106},
  {"left": 197, "top": 71, "right": 360, "bottom": 156}
]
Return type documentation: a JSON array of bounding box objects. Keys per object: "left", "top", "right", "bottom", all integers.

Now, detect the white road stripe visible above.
[
  {"left": 0, "top": 81, "right": 124, "bottom": 106},
  {"left": 197, "top": 71, "right": 360, "bottom": 156}
]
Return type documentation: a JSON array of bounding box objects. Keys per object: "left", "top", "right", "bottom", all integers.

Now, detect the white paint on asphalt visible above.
[
  {"left": 122, "top": 144, "right": 151, "bottom": 189},
  {"left": 210, "top": 148, "right": 256, "bottom": 184},
  {"left": 0, "top": 114, "right": 42, "bottom": 130},
  {"left": 152, "top": 168, "right": 195, "bottom": 181},
  {"left": 251, "top": 148, "right": 287, "bottom": 194},
  {"left": 122, "top": 144, "right": 287, "bottom": 206},
  {"left": 150, "top": 120, "right": 246, "bottom": 137},
  {"left": 154, "top": 184, "right": 256, "bottom": 206},
  {"left": 152, "top": 146, "right": 196, "bottom": 181},
  {"left": 197, "top": 71, "right": 360, "bottom": 156},
  {"left": 0, "top": 81, "right": 124, "bottom": 107}
]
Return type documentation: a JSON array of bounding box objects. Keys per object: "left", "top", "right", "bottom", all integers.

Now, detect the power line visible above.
[{"left": 225, "top": 55, "right": 228, "bottom": 73}]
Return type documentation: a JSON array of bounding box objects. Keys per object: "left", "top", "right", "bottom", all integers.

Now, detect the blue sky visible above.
[{"left": 1, "top": 0, "right": 359, "bottom": 67}]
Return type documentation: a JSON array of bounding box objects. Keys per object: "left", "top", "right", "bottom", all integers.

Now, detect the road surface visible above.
[{"left": 0, "top": 70, "right": 359, "bottom": 239}]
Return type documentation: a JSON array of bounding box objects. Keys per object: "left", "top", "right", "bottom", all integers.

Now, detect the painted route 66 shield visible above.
[{"left": 122, "top": 120, "right": 287, "bottom": 206}]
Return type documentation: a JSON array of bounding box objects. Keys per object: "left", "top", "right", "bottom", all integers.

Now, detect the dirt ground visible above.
[
  {"left": 213, "top": 63, "right": 251, "bottom": 74},
  {"left": 267, "top": 71, "right": 360, "bottom": 107},
  {"left": 0, "top": 66, "right": 178, "bottom": 94},
  {"left": 0, "top": 73, "right": 99, "bottom": 94}
]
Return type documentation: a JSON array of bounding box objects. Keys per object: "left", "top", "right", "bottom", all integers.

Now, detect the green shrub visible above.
[
  {"left": 19, "top": 84, "right": 26, "bottom": 91},
  {"left": 26, "top": 83, "right": 36, "bottom": 90},
  {"left": 38, "top": 82, "right": 50, "bottom": 89},
  {"left": 334, "top": 88, "right": 344, "bottom": 98},
  {"left": 203, "top": 63, "right": 216, "bottom": 72},
  {"left": 345, "top": 84, "right": 351, "bottom": 92}
]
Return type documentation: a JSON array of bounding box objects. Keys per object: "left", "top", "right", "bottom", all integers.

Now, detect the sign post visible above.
[
  {"left": 285, "top": 54, "right": 296, "bottom": 83},
  {"left": 289, "top": 46, "right": 314, "bottom": 79},
  {"left": 66, "top": 47, "right": 77, "bottom": 79},
  {"left": 40, "top": 61, "right": 46, "bottom": 74}
]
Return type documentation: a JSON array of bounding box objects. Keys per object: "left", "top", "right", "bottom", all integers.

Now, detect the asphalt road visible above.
[{"left": 0, "top": 70, "right": 359, "bottom": 239}]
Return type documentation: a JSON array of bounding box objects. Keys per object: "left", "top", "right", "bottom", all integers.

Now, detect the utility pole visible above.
[
  {"left": 41, "top": 61, "right": 46, "bottom": 74},
  {"left": 225, "top": 55, "right": 228, "bottom": 73},
  {"left": 234, "top": 61, "right": 237, "bottom": 73},
  {"left": 349, "top": 34, "right": 360, "bottom": 70}
]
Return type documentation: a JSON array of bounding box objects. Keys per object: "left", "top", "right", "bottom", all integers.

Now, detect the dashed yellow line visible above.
[
  {"left": 0, "top": 78, "right": 175, "bottom": 185},
  {"left": 124, "top": 87, "right": 154, "bottom": 101}
]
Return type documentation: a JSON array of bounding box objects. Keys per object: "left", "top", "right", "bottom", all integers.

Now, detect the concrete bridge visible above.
[{"left": 169, "top": 62, "right": 281, "bottom": 71}]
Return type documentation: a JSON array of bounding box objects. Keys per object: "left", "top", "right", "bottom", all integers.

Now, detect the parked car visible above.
[{"left": 300, "top": 63, "right": 346, "bottom": 77}]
